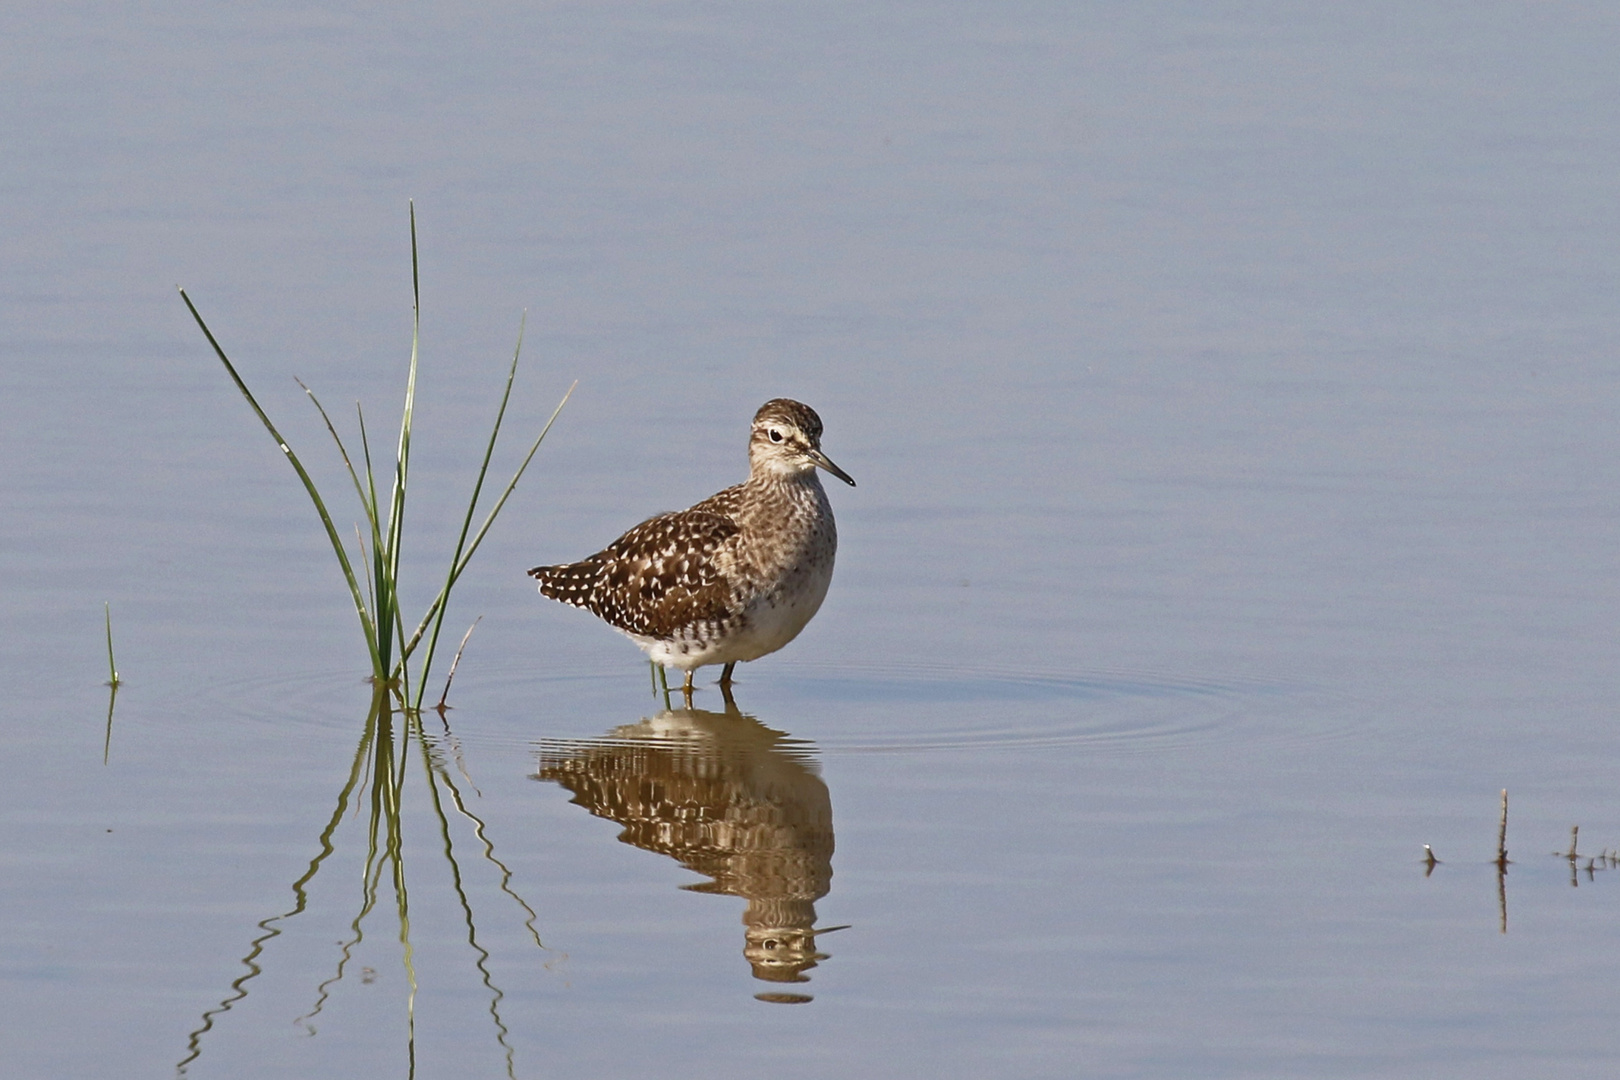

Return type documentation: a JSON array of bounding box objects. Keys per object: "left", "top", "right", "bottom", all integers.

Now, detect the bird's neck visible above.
[{"left": 740, "top": 468, "right": 829, "bottom": 527}]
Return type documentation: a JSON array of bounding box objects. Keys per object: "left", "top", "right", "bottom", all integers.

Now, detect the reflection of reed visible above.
[
  {"left": 177, "top": 687, "right": 545, "bottom": 1077},
  {"left": 102, "top": 681, "right": 118, "bottom": 765},
  {"left": 535, "top": 699, "right": 841, "bottom": 1000}
]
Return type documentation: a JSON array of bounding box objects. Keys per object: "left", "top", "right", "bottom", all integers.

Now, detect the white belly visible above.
[{"left": 633, "top": 557, "right": 834, "bottom": 672}]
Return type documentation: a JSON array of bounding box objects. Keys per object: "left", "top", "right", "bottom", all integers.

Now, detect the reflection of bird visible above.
[
  {"left": 529, "top": 399, "right": 855, "bottom": 700},
  {"left": 534, "top": 700, "right": 839, "bottom": 998}
]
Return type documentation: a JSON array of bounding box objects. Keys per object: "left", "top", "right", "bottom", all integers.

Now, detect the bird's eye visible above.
[{"left": 768, "top": 429, "right": 784, "bottom": 443}]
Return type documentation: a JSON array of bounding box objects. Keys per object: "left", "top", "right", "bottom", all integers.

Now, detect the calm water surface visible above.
[{"left": 4, "top": 3, "right": 1620, "bottom": 1078}]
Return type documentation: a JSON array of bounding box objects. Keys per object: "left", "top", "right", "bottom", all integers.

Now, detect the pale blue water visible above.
[{"left": 4, "top": 3, "right": 1620, "bottom": 1077}]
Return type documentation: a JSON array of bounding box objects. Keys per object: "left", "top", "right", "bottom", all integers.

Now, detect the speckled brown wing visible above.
[{"left": 529, "top": 503, "right": 742, "bottom": 638}]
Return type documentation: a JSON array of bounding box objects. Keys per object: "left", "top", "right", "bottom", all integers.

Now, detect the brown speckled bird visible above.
[{"left": 529, "top": 399, "right": 855, "bottom": 699}]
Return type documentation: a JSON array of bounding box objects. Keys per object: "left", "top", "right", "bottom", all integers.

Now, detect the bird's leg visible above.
[
  {"left": 719, "top": 661, "right": 736, "bottom": 687},
  {"left": 681, "top": 668, "right": 695, "bottom": 709}
]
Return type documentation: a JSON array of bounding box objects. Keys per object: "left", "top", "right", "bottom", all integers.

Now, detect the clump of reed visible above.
[{"left": 179, "top": 205, "right": 572, "bottom": 711}]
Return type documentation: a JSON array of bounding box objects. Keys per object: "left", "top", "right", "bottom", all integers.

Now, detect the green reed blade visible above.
[
  {"left": 354, "top": 525, "right": 378, "bottom": 635},
  {"left": 399, "top": 379, "right": 575, "bottom": 680},
  {"left": 355, "top": 397, "right": 406, "bottom": 694},
  {"left": 381, "top": 202, "right": 422, "bottom": 679},
  {"left": 409, "top": 313, "right": 526, "bottom": 704},
  {"left": 393, "top": 595, "right": 412, "bottom": 707},
  {"left": 300, "top": 380, "right": 393, "bottom": 656},
  {"left": 296, "top": 379, "right": 383, "bottom": 537},
  {"left": 358, "top": 401, "right": 379, "bottom": 519},
  {"left": 188, "top": 205, "right": 568, "bottom": 704},
  {"left": 178, "top": 287, "right": 383, "bottom": 676},
  {"left": 442, "top": 377, "right": 576, "bottom": 586},
  {"left": 356, "top": 402, "right": 395, "bottom": 670}
]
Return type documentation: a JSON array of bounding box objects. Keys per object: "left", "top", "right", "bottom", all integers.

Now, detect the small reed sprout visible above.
[
  {"left": 104, "top": 601, "right": 121, "bottom": 687},
  {"left": 179, "top": 204, "right": 572, "bottom": 710}
]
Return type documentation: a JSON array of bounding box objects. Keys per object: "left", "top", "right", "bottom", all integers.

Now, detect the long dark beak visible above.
[{"left": 809, "top": 448, "right": 856, "bottom": 487}]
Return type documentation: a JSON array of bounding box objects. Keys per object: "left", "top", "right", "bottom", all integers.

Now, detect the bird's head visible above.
[{"left": 748, "top": 399, "right": 856, "bottom": 487}]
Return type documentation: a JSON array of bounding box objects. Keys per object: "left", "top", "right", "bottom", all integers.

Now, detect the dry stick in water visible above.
[
  {"left": 436, "top": 617, "right": 482, "bottom": 711},
  {"left": 1496, "top": 788, "right": 1510, "bottom": 934},
  {"left": 103, "top": 602, "right": 121, "bottom": 765},
  {"left": 1496, "top": 789, "right": 1510, "bottom": 867}
]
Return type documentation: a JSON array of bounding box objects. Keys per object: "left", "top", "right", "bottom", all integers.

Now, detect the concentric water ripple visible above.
[
  {"left": 750, "top": 659, "right": 1348, "bottom": 755},
  {"left": 162, "top": 655, "right": 1359, "bottom": 759},
  {"left": 444, "top": 657, "right": 1359, "bottom": 758}
]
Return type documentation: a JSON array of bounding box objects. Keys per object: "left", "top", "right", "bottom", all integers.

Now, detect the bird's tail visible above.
[{"left": 528, "top": 561, "right": 601, "bottom": 610}]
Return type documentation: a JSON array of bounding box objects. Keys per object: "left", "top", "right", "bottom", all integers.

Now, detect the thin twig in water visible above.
[
  {"left": 437, "top": 617, "right": 483, "bottom": 711},
  {"left": 1496, "top": 789, "right": 1510, "bottom": 934},
  {"left": 1496, "top": 789, "right": 1510, "bottom": 867},
  {"left": 102, "top": 602, "right": 121, "bottom": 764}
]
